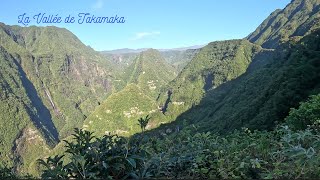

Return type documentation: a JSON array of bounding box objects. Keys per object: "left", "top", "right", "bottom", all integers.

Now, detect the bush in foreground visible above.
[{"left": 38, "top": 124, "right": 320, "bottom": 179}]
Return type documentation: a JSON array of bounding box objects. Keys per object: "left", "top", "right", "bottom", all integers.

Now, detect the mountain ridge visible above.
[
  {"left": 101, "top": 44, "right": 205, "bottom": 54},
  {"left": 247, "top": 0, "right": 320, "bottom": 48}
]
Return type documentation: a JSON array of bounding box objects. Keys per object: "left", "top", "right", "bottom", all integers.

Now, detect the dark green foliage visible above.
[
  {"left": 145, "top": 125, "right": 320, "bottom": 179},
  {"left": 38, "top": 125, "right": 320, "bottom": 179},
  {"left": 37, "top": 155, "right": 66, "bottom": 179},
  {"left": 286, "top": 94, "right": 320, "bottom": 130},
  {"left": 0, "top": 166, "right": 16, "bottom": 179},
  {"left": 38, "top": 128, "right": 149, "bottom": 179},
  {"left": 0, "top": 166, "right": 34, "bottom": 179},
  {"left": 138, "top": 115, "right": 151, "bottom": 132}
]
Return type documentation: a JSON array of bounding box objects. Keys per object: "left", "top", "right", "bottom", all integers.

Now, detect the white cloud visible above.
[
  {"left": 130, "top": 31, "right": 161, "bottom": 41},
  {"left": 92, "top": 0, "right": 104, "bottom": 10}
]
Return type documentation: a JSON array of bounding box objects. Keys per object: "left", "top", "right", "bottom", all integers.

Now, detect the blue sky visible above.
[{"left": 1, "top": 0, "right": 290, "bottom": 51}]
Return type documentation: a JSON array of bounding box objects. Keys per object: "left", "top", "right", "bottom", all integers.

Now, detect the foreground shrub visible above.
[
  {"left": 286, "top": 94, "right": 320, "bottom": 130},
  {"left": 38, "top": 128, "right": 149, "bottom": 179},
  {"left": 38, "top": 125, "right": 320, "bottom": 179}
]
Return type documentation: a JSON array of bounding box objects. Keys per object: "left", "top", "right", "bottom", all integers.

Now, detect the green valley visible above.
[{"left": 1, "top": 0, "right": 320, "bottom": 179}]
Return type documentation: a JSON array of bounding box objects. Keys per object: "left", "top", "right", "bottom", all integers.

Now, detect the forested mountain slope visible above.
[
  {"left": 122, "top": 49, "right": 176, "bottom": 98},
  {"left": 247, "top": 0, "right": 320, "bottom": 48},
  {"left": 0, "top": 23, "right": 124, "bottom": 173},
  {"left": 159, "top": 28, "right": 320, "bottom": 134},
  {"left": 83, "top": 49, "right": 176, "bottom": 136},
  {"left": 157, "top": 40, "right": 261, "bottom": 122}
]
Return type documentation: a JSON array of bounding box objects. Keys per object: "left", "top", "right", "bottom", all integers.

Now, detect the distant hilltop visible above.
[{"left": 102, "top": 44, "right": 206, "bottom": 54}]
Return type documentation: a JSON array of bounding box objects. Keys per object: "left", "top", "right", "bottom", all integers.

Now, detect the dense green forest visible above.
[
  {"left": 165, "top": 27, "right": 320, "bottom": 134},
  {"left": 157, "top": 39, "right": 261, "bottom": 123},
  {"left": 247, "top": 0, "right": 320, "bottom": 49},
  {"left": 0, "top": 23, "right": 129, "bottom": 174},
  {"left": 0, "top": 0, "right": 320, "bottom": 178},
  {"left": 3, "top": 93, "right": 320, "bottom": 179}
]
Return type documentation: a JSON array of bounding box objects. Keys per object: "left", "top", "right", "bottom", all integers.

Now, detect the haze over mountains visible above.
[
  {"left": 102, "top": 45, "right": 205, "bottom": 54},
  {"left": 101, "top": 46, "right": 201, "bottom": 73},
  {"left": 0, "top": 0, "right": 320, "bottom": 177}
]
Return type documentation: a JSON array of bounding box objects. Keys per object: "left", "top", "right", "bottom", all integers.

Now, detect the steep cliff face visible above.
[
  {"left": 0, "top": 23, "right": 124, "bottom": 137},
  {"left": 247, "top": 0, "right": 320, "bottom": 48},
  {"left": 0, "top": 23, "right": 123, "bottom": 172},
  {"left": 0, "top": 46, "right": 41, "bottom": 168}
]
